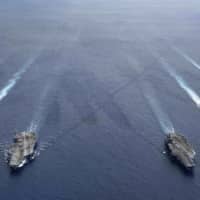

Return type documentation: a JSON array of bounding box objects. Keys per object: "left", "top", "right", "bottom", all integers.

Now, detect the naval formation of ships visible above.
[{"left": 6, "top": 130, "right": 196, "bottom": 171}]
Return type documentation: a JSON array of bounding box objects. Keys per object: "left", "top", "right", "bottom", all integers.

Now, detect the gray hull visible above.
[
  {"left": 165, "top": 133, "right": 196, "bottom": 169},
  {"left": 8, "top": 132, "right": 37, "bottom": 169}
]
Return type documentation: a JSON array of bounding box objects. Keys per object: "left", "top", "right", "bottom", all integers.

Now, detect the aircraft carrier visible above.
[
  {"left": 8, "top": 132, "right": 37, "bottom": 169},
  {"left": 165, "top": 133, "right": 196, "bottom": 169}
]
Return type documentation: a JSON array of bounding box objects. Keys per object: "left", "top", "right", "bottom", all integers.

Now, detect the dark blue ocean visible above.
[{"left": 1, "top": 0, "right": 200, "bottom": 199}]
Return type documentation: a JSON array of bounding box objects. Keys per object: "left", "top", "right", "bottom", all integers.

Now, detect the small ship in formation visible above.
[
  {"left": 7, "top": 132, "right": 37, "bottom": 170},
  {"left": 165, "top": 133, "right": 196, "bottom": 169}
]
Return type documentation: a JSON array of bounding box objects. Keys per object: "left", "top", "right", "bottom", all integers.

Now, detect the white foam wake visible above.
[
  {"left": 143, "top": 83, "right": 175, "bottom": 134},
  {"left": 172, "top": 46, "right": 200, "bottom": 70},
  {"left": 160, "top": 58, "right": 200, "bottom": 108},
  {"left": 27, "top": 84, "right": 53, "bottom": 133},
  {"left": 0, "top": 53, "right": 40, "bottom": 102}
]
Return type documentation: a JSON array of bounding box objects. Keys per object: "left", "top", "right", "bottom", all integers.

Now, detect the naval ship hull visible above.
[
  {"left": 8, "top": 132, "right": 37, "bottom": 170},
  {"left": 165, "top": 133, "right": 196, "bottom": 170}
]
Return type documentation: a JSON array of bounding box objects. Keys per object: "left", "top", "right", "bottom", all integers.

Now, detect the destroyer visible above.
[
  {"left": 165, "top": 133, "right": 196, "bottom": 169},
  {"left": 8, "top": 132, "right": 37, "bottom": 169}
]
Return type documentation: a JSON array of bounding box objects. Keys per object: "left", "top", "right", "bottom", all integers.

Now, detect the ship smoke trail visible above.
[
  {"left": 0, "top": 51, "right": 41, "bottom": 102},
  {"left": 143, "top": 83, "right": 175, "bottom": 134},
  {"left": 27, "top": 84, "right": 53, "bottom": 133},
  {"left": 160, "top": 57, "right": 200, "bottom": 108},
  {"left": 172, "top": 46, "right": 200, "bottom": 70}
]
